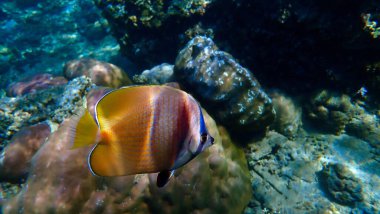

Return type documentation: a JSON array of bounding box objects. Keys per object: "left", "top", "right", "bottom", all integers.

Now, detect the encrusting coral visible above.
[
  {"left": 64, "top": 58, "right": 132, "bottom": 88},
  {"left": 6, "top": 74, "right": 67, "bottom": 97},
  {"left": 174, "top": 36, "right": 275, "bottom": 137},
  {"left": 0, "top": 123, "right": 51, "bottom": 183}
]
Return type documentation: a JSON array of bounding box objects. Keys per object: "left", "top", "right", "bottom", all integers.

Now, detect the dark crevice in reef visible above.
[{"left": 96, "top": 0, "right": 380, "bottom": 97}]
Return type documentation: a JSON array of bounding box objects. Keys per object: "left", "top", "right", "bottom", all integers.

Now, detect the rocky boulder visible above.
[
  {"left": 6, "top": 74, "right": 67, "bottom": 97},
  {"left": 173, "top": 36, "right": 275, "bottom": 138},
  {"left": 64, "top": 58, "right": 132, "bottom": 88},
  {"left": 0, "top": 123, "right": 51, "bottom": 183}
]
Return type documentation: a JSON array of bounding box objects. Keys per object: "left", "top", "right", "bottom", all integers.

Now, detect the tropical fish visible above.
[{"left": 69, "top": 85, "right": 214, "bottom": 187}]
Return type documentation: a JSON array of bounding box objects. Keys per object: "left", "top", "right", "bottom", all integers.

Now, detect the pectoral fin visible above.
[{"left": 157, "top": 170, "right": 175, "bottom": 188}]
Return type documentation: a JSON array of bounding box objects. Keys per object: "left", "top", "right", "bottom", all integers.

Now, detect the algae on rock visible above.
[{"left": 173, "top": 36, "right": 275, "bottom": 138}]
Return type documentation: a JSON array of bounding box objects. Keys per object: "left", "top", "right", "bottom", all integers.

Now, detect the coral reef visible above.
[
  {"left": 0, "top": 76, "right": 93, "bottom": 147},
  {"left": 306, "top": 90, "right": 355, "bottom": 134},
  {"left": 0, "top": 123, "right": 51, "bottom": 183},
  {"left": 52, "top": 76, "right": 94, "bottom": 123},
  {"left": 95, "top": 0, "right": 380, "bottom": 98},
  {"left": 244, "top": 131, "right": 379, "bottom": 213},
  {"left": 6, "top": 74, "right": 67, "bottom": 97},
  {"left": 305, "top": 90, "right": 380, "bottom": 146},
  {"left": 362, "top": 13, "right": 380, "bottom": 39},
  {"left": 173, "top": 36, "right": 275, "bottom": 137},
  {"left": 270, "top": 92, "right": 302, "bottom": 138},
  {"left": 0, "top": 87, "right": 63, "bottom": 146},
  {"left": 1, "top": 1, "right": 380, "bottom": 212},
  {"left": 63, "top": 58, "right": 132, "bottom": 88},
  {"left": 94, "top": 0, "right": 214, "bottom": 67},
  {"left": 3, "top": 110, "right": 252, "bottom": 213},
  {"left": 133, "top": 63, "right": 174, "bottom": 85},
  {"left": 319, "top": 163, "right": 363, "bottom": 206}
]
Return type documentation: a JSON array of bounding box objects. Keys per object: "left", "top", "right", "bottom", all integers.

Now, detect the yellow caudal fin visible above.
[{"left": 68, "top": 109, "right": 99, "bottom": 149}]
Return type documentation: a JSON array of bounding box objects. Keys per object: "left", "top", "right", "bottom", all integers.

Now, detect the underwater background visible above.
[{"left": 0, "top": 0, "right": 379, "bottom": 213}]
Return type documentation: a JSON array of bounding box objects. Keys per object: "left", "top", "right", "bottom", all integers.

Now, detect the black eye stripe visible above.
[{"left": 201, "top": 133, "right": 207, "bottom": 144}]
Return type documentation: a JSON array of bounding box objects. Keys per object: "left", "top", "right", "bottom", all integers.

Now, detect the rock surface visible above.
[
  {"left": 133, "top": 63, "right": 174, "bottom": 85},
  {"left": 3, "top": 110, "right": 252, "bottom": 214},
  {"left": 173, "top": 36, "right": 275, "bottom": 137},
  {"left": 0, "top": 123, "right": 51, "bottom": 183},
  {"left": 94, "top": 0, "right": 215, "bottom": 67},
  {"left": 305, "top": 90, "right": 380, "bottom": 146},
  {"left": 6, "top": 74, "right": 67, "bottom": 97},
  {"left": 63, "top": 58, "right": 132, "bottom": 88},
  {"left": 0, "top": 76, "right": 93, "bottom": 148},
  {"left": 319, "top": 163, "right": 364, "bottom": 206},
  {"left": 270, "top": 92, "right": 302, "bottom": 138},
  {"left": 244, "top": 131, "right": 379, "bottom": 213},
  {"left": 96, "top": 0, "right": 380, "bottom": 98}
]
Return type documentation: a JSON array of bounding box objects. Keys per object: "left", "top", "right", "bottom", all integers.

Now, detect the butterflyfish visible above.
[{"left": 69, "top": 85, "right": 214, "bottom": 187}]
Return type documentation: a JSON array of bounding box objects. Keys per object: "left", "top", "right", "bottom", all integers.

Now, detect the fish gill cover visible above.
[{"left": 0, "top": 0, "right": 379, "bottom": 213}]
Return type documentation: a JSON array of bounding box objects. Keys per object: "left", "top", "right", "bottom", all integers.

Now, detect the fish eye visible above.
[{"left": 200, "top": 133, "right": 208, "bottom": 144}]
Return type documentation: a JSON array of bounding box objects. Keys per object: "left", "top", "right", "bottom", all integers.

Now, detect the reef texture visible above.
[
  {"left": 63, "top": 58, "right": 132, "bottom": 88},
  {"left": 244, "top": 131, "right": 379, "bottom": 213},
  {"left": 0, "top": 0, "right": 132, "bottom": 89},
  {"left": 6, "top": 74, "right": 68, "bottom": 97},
  {"left": 3, "top": 109, "right": 252, "bottom": 214},
  {"left": 0, "top": 75, "right": 93, "bottom": 148},
  {"left": 96, "top": 0, "right": 380, "bottom": 99},
  {"left": 173, "top": 36, "right": 275, "bottom": 136},
  {"left": 319, "top": 163, "right": 364, "bottom": 206},
  {"left": 51, "top": 76, "right": 94, "bottom": 123},
  {"left": 270, "top": 92, "right": 302, "bottom": 138},
  {"left": 133, "top": 63, "right": 174, "bottom": 85},
  {"left": 0, "top": 123, "right": 50, "bottom": 183},
  {"left": 305, "top": 90, "right": 380, "bottom": 147},
  {"left": 94, "top": 0, "right": 215, "bottom": 67}
]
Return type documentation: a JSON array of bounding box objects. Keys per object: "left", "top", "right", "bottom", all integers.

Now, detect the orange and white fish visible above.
[{"left": 69, "top": 85, "right": 214, "bottom": 187}]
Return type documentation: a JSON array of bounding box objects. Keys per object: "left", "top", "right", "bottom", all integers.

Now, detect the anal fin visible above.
[{"left": 157, "top": 170, "right": 175, "bottom": 188}]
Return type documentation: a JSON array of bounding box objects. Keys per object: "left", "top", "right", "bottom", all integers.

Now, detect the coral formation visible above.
[
  {"left": 52, "top": 76, "right": 94, "bottom": 123},
  {"left": 133, "top": 63, "right": 174, "bottom": 85},
  {"left": 305, "top": 90, "right": 380, "bottom": 146},
  {"left": 0, "top": 76, "right": 93, "bottom": 147},
  {"left": 3, "top": 110, "right": 251, "bottom": 213},
  {"left": 0, "top": 123, "right": 51, "bottom": 183},
  {"left": 306, "top": 90, "right": 354, "bottom": 134},
  {"left": 95, "top": 0, "right": 380, "bottom": 99},
  {"left": 1, "top": 1, "right": 380, "bottom": 212},
  {"left": 244, "top": 130, "right": 379, "bottom": 213},
  {"left": 362, "top": 13, "right": 380, "bottom": 39},
  {"left": 319, "top": 163, "right": 363, "bottom": 206},
  {"left": 6, "top": 74, "right": 67, "bottom": 97},
  {"left": 63, "top": 58, "right": 132, "bottom": 88},
  {"left": 0, "top": 87, "right": 63, "bottom": 146},
  {"left": 94, "top": 0, "right": 214, "bottom": 67},
  {"left": 173, "top": 36, "right": 275, "bottom": 136},
  {"left": 270, "top": 92, "right": 302, "bottom": 138}
]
